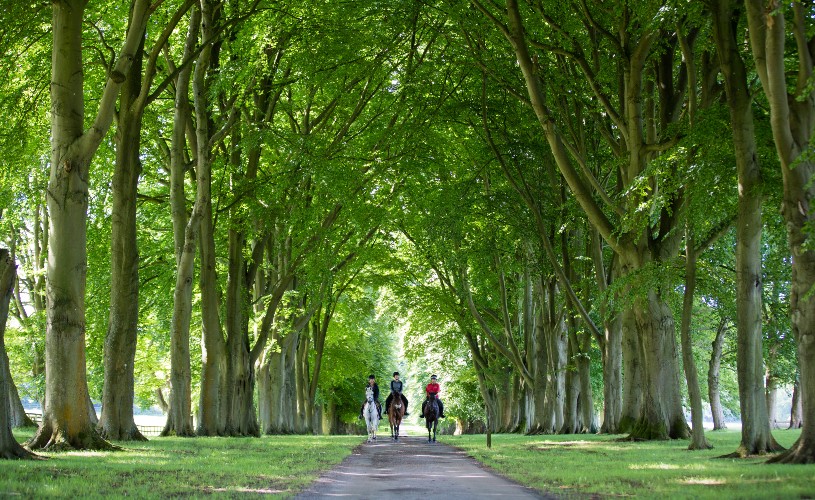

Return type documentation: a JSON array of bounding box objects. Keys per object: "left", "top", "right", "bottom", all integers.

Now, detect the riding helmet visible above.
[
  {"left": 393, "top": 371, "right": 400, "bottom": 376},
  {"left": 430, "top": 374, "right": 437, "bottom": 380},
  {"left": 368, "top": 374, "right": 376, "bottom": 379}
]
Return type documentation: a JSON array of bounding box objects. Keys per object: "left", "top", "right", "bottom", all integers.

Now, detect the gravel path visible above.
[{"left": 296, "top": 428, "right": 549, "bottom": 499}]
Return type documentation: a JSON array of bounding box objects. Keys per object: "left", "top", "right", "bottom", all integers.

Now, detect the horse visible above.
[
  {"left": 423, "top": 392, "right": 439, "bottom": 443},
  {"left": 388, "top": 391, "right": 405, "bottom": 441},
  {"left": 363, "top": 386, "right": 379, "bottom": 443}
]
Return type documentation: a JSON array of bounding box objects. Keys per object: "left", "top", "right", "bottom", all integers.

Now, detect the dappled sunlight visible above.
[
  {"left": 629, "top": 463, "right": 681, "bottom": 470},
  {"left": 680, "top": 478, "right": 727, "bottom": 486}
]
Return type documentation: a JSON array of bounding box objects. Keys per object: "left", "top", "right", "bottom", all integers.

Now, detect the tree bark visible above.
[
  {"left": 0, "top": 250, "right": 36, "bottom": 459},
  {"left": 194, "top": 0, "right": 229, "bottom": 438},
  {"left": 680, "top": 223, "right": 711, "bottom": 449},
  {"left": 789, "top": 376, "right": 803, "bottom": 429},
  {"left": 619, "top": 307, "right": 642, "bottom": 433},
  {"left": 6, "top": 370, "right": 36, "bottom": 428},
  {"left": 29, "top": 0, "right": 150, "bottom": 451},
  {"left": 162, "top": 5, "right": 200, "bottom": 438},
  {"left": 713, "top": 0, "right": 782, "bottom": 456},
  {"left": 98, "top": 30, "right": 147, "bottom": 443},
  {"left": 708, "top": 320, "right": 728, "bottom": 431},
  {"left": 745, "top": 0, "right": 815, "bottom": 464}
]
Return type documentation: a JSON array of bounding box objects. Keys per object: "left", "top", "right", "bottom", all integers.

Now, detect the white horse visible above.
[{"left": 363, "top": 386, "right": 379, "bottom": 443}]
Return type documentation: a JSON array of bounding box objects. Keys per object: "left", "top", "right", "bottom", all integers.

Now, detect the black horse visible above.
[{"left": 423, "top": 393, "right": 439, "bottom": 442}]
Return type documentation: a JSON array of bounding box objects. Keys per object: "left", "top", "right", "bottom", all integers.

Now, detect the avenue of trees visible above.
[{"left": 0, "top": 0, "right": 812, "bottom": 465}]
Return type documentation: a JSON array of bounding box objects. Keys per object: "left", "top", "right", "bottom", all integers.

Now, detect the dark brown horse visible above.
[
  {"left": 388, "top": 391, "right": 405, "bottom": 440},
  {"left": 423, "top": 393, "right": 439, "bottom": 442}
]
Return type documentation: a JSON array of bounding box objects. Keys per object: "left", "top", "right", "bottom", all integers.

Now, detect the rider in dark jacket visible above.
[
  {"left": 384, "top": 372, "right": 410, "bottom": 416},
  {"left": 359, "top": 374, "right": 382, "bottom": 419}
]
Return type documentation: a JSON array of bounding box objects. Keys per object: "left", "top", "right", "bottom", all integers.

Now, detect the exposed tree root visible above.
[
  {"left": 766, "top": 438, "right": 815, "bottom": 464},
  {"left": 27, "top": 423, "right": 120, "bottom": 452},
  {"left": 0, "top": 446, "right": 40, "bottom": 460}
]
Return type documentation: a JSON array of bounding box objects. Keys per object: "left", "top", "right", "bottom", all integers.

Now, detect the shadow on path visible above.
[{"left": 296, "top": 429, "right": 551, "bottom": 499}]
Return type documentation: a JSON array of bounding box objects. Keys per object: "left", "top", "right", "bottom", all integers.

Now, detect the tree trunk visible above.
[
  {"left": 766, "top": 372, "right": 780, "bottom": 429},
  {"left": 713, "top": 0, "right": 781, "bottom": 456},
  {"left": 628, "top": 291, "right": 689, "bottom": 440},
  {"left": 789, "top": 376, "right": 803, "bottom": 429},
  {"left": 194, "top": 0, "right": 228, "bottom": 438},
  {"left": 680, "top": 224, "right": 711, "bottom": 449},
  {"left": 162, "top": 6, "right": 200, "bottom": 438},
  {"left": 601, "top": 313, "right": 622, "bottom": 434},
  {"left": 98, "top": 38, "right": 147, "bottom": 442},
  {"left": 708, "top": 320, "right": 728, "bottom": 431},
  {"left": 29, "top": 0, "right": 149, "bottom": 451},
  {"left": 6, "top": 370, "right": 36, "bottom": 428},
  {"left": 560, "top": 335, "right": 580, "bottom": 434},
  {"left": 745, "top": 0, "right": 815, "bottom": 465},
  {"left": 0, "top": 250, "right": 36, "bottom": 459},
  {"left": 590, "top": 229, "right": 622, "bottom": 434},
  {"left": 576, "top": 349, "right": 598, "bottom": 434},
  {"left": 619, "top": 307, "right": 642, "bottom": 433}
]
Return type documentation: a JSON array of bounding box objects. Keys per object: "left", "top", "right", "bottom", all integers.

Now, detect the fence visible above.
[{"left": 25, "top": 413, "right": 164, "bottom": 437}]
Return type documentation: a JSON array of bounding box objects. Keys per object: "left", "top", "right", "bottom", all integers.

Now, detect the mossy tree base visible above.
[
  {"left": 27, "top": 424, "right": 119, "bottom": 452},
  {"left": 98, "top": 425, "right": 148, "bottom": 442},
  {"left": 625, "top": 416, "right": 690, "bottom": 441}
]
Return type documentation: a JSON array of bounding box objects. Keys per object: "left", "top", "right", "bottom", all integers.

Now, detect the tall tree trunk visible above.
[
  {"left": 162, "top": 6, "right": 200, "bottom": 438},
  {"left": 680, "top": 224, "right": 711, "bottom": 449},
  {"left": 712, "top": 0, "right": 781, "bottom": 456},
  {"left": 560, "top": 333, "right": 580, "bottom": 434},
  {"left": 746, "top": 0, "right": 815, "bottom": 465},
  {"left": 0, "top": 250, "right": 35, "bottom": 459},
  {"left": 195, "top": 0, "right": 227, "bottom": 438},
  {"left": 98, "top": 33, "right": 147, "bottom": 442},
  {"left": 223, "top": 228, "right": 257, "bottom": 436},
  {"left": 29, "top": 0, "right": 150, "bottom": 451},
  {"left": 708, "top": 320, "right": 728, "bottom": 431}
]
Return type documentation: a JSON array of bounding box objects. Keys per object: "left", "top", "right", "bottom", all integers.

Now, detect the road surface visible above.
[{"left": 296, "top": 428, "right": 549, "bottom": 499}]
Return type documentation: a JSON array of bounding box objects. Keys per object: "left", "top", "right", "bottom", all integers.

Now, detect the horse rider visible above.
[
  {"left": 419, "top": 374, "right": 445, "bottom": 419},
  {"left": 384, "top": 371, "right": 410, "bottom": 416},
  {"left": 359, "top": 374, "right": 382, "bottom": 420}
]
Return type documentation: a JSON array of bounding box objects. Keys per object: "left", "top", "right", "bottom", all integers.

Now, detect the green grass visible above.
[
  {"left": 0, "top": 429, "right": 362, "bottom": 498},
  {"left": 448, "top": 429, "right": 815, "bottom": 499}
]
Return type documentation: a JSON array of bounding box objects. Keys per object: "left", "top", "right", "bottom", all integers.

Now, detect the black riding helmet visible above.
[
  {"left": 393, "top": 371, "right": 399, "bottom": 376},
  {"left": 368, "top": 374, "right": 376, "bottom": 380}
]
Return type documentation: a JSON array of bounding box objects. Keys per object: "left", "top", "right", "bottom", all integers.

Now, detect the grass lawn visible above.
[
  {"left": 0, "top": 429, "right": 362, "bottom": 498},
  {"left": 448, "top": 428, "right": 815, "bottom": 499}
]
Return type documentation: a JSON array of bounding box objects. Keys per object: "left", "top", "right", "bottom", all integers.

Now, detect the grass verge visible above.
[
  {"left": 448, "top": 429, "right": 815, "bottom": 499},
  {"left": 0, "top": 429, "right": 361, "bottom": 498}
]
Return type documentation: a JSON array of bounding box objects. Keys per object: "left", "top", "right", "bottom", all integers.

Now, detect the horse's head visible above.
[{"left": 365, "top": 386, "right": 374, "bottom": 402}]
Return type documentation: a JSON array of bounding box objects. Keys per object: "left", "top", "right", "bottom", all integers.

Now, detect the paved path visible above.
[{"left": 296, "top": 429, "right": 548, "bottom": 499}]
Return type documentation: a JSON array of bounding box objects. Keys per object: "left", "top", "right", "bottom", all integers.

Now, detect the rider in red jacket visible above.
[{"left": 419, "top": 374, "right": 445, "bottom": 418}]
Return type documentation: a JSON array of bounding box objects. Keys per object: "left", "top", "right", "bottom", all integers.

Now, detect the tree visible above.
[
  {"left": 0, "top": 249, "right": 35, "bottom": 459},
  {"left": 745, "top": 0, "right": 815, "bottom": 464},
  {"left": 710, "top": 0, "right": 782, "bottom": 456},
  {"left": 27, "top": 0, "right": 154, "bottom": 451},
  {"left": 99, "top": 0, "right": 195, "bottom": 443}
]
